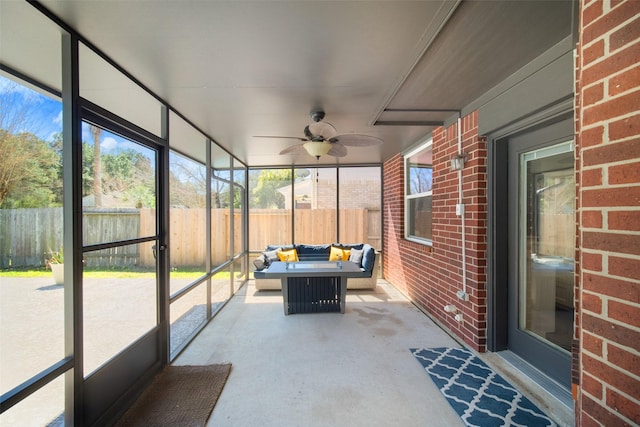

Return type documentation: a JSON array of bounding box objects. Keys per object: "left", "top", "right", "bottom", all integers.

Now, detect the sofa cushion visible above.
[
  {"left": 296, "top": 244, "right": 330, "bottom": 256},
  {"left": 349, "top": 248, "right": 364, "bottom": 266},
  {"left": 332, "top": 243, "right": 364, "bottom": 251},
  {"left": 361, "top": 244, "right": 376, "bottom": 272},
  {"left": 329, "top": 246, "right": 351, "bottom": 261},
  {"left": 277, "top": 248, "right": 299, "bottom": 262},
  {"left": 266, "top": 244, "right": 294, "bottom": 252}
]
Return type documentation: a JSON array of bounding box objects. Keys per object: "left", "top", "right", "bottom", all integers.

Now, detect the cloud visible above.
[
  {"left": 101, "top": 137, "right": 118, "bottom": 152},
  {"left": 53, "top": 111, "right": 63, "bottom": 124}
]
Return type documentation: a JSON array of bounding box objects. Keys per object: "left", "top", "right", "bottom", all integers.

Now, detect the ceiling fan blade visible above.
[
  {"left": 255, "top": 135, "right": 307, "bottom": 142},
  {"left": 327, "top": 143, "right": 347, "bottom": 157},
  {"left": 331, "top": 134, "right": 383, "bottom": 147},
  {"left": 308, "top": 121, "right": 337, "bottom": 139},
  {"left": 279, "top": 144, "right": 307, "bottom": 155}
]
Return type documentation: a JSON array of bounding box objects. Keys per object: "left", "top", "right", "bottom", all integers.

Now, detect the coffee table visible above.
[{"left": 261, "top": 261, "right": 364, "bottom": 314}]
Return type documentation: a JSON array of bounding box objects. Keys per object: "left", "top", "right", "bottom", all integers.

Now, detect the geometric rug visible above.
[
  {"left": 115, "top": 364, "right": 232, "bottom": 427},
  {"left": 411, "top": 348, "right": 556, "bottom": 427}
]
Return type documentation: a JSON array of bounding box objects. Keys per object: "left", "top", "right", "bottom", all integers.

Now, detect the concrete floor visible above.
[
  {"left": 176, "top": 280, "right": 465, "bottom": 427},
  {"left": 177, "top": 279, "right": 575, "bottom": 427},
  {"left": 0, "top": 276, "right": 572, "bottom": 426}
]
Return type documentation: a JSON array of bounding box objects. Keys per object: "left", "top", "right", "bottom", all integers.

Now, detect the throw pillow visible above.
[
  {"left": 277, "top": 248, "right": 299, "bottom": 262},
  {"left": 329, "top": 246, "right": 351, "bottom": 261},
  {"left": 263, "top": 249, "right": 280, "bottom": 266},
  {"left": 253, "top": 254, "right": 267, "bottom": 271},
  {"left": 361, "top": 245, "right": 376, "bottom": 272},
  {"left": 349, "top": 248, "right": 364, "bottom": 266}
]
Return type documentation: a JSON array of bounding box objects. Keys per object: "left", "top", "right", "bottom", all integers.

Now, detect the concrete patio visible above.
[{"left": 176, "top": 280, "right": 573, "bottom": 426}]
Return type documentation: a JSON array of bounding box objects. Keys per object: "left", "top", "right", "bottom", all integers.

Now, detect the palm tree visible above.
[{"left": 90, "top": 125, "right": 102, "bottom": 207}]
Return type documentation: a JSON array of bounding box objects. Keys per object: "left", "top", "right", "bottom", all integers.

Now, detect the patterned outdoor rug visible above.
[
  {"left": 411, "top": 347, "right": 556, "bottom": 427},
  {"left": 115, "top": 364, "right": 231, "bottom": 427}
]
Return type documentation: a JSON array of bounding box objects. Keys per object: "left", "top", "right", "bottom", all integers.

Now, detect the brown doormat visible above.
[{"left": 115, "top": 364, "right": 232, "bottom": 427}]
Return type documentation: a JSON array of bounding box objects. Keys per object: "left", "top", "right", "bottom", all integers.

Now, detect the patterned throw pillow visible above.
[
  {"left": 264, "top": 249, "right": 281, "bottom": 265},
  {"left": 253, "top": 254, "right": 268, "bottom": 271},
  {"left": 277, "top": 248, "right": 299, "bottom": 262},
  {"left": 329, "top": 246, "right": 351, "bottom": 261}
]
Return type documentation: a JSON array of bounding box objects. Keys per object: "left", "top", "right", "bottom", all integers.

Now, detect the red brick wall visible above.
[
  {"left": 383, "top": 112, "right": 488, "bottom": 351},
  {"left": 576, "top": 0, "right": 640, "bottom": 425}
]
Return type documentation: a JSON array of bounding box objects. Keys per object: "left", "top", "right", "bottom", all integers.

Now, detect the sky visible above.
[
  {"left": 0, "top": 74, "right": 139, "bottom": 156},
  {"left": 1, "top": 73, "right": 242, "bottom": 185},
  {"left": 0, "top": 74, "right": 62, "bottom": 142}
]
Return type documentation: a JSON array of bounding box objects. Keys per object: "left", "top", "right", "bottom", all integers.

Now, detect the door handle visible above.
[{"left": 152, "top": 244, "right": 167, "bottom": 260}]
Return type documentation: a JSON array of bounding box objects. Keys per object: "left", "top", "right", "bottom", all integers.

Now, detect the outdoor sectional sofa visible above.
[{"left": 253, "top": 243, "right": 379, "bottom": 290}]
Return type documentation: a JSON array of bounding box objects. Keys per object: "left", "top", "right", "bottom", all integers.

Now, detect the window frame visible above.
[{"left": 404, "top": 139, "right": 433, "bottom": 246}]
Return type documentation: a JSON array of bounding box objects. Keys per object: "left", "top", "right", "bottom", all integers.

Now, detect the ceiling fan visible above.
[{"left": 255, "top": 110, "right": 383, "bottom": 159}]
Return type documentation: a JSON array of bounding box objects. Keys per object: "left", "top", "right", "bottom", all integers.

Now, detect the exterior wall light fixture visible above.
[{"left": 450, "top": 153, "right": 467, "bottom": 171}]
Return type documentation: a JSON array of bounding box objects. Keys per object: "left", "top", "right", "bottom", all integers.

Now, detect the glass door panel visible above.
[{"left": 520, "top": 142, "right": 575, "bottom": 352}]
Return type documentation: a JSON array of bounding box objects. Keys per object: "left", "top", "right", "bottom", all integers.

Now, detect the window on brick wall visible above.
[{"left": 405, "top": 140, "right": 433, "bottom": 244}]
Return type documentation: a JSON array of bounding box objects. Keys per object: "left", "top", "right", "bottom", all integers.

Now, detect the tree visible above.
[
  {"left": 0, "top": 130, "right": 60, "bottom": 208},
  {"left": 212, "top": 171, "right": 231, "bottom": 209},
  {"left": 0, "top": 77, "right": 62, "bottom": 207},
  {"left": 81, "top": 141, "right": 95, "bottom": 197},
  {"left": 50, "top": 132, "right": 64, "bottom": 206},
  {"left": 251, "top": 169, "right": 292, "bottom": 208},
  {"left": 103, "top": 149, "right": 145, "bottom": 192},
  {"left": 212, "top": 179, "right": 225, "bottom": 208},
  {"left": 409, "top": 164, "right": 432, "bottom": 194},
  {"left": 232, "top": 185, "right": 244, "bottom": 209},
  {"left": 169, "top": 157, "right": 207, "bottom": 208},
  {"left": 103, "top": 149, "right": 155, "bottom": 207}
]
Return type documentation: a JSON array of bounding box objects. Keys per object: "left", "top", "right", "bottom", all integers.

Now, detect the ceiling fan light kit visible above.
[
  {"left": 303, "top": 141, "right": 332, "bottom": 159},
  {"left": 257, "top": 110, "right": 383, "bottom": 159}
]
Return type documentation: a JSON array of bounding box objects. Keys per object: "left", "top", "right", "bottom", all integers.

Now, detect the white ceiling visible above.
[{"left": 7, "top": 0, "right": 574, "bottom": 167}]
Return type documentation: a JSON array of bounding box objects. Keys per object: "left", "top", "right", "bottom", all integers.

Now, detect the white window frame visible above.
[{"left": 404, "top": 139, "right": 433, "bottom": 246}]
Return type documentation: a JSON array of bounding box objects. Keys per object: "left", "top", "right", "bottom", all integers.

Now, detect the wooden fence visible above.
[
  {"left": 1, "top": 208, "right": 380, "bottom": 269},
  {"left": 0, "top": 208, "right": 64, "bottom": 268},
  {"left": 248, "top": 208, "right": 381, "bottom": 250},
  {"left": 539, "top": 213, "right": 575, "bottom": 259},
  {"left": 3, "top": 208, "right": 572, "bottom": 268}
]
